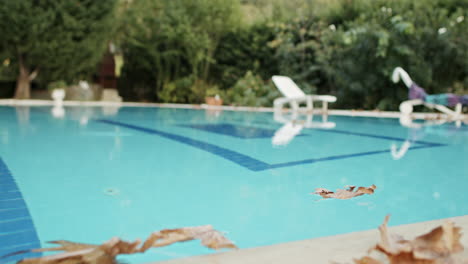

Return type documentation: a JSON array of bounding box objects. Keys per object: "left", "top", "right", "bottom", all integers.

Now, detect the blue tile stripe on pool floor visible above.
[
  {"left": 96, "top": 119, "right": 448, "bottom": 172},
  {"left": 0, "top": 158, "right": 41, "bottom": 263},
  {"left": 310, "top": 128, "right": 445, "bottom": 146},
  {"left": 179, "top": 123, "right": 278, "bottom": 139},
  {"left": 96, "top": 119, "right": 270, "bottom": 171}
]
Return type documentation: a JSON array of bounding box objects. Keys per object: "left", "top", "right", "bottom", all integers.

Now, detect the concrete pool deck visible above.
[{"left": 154, "top": 215, "right": 468, "bottom": 264}]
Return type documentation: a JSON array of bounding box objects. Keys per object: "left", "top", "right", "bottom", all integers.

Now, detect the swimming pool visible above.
[{"left": 1, "top": 105, "right": 467, "bottom": 263}]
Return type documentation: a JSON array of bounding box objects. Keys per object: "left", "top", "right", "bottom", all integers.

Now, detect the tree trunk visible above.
[
  {"left": 14, "top": 58, "right": 31, "bottom": 99},
  {"left": 14, "top": 56, "right": 38, "bottom": 99}
]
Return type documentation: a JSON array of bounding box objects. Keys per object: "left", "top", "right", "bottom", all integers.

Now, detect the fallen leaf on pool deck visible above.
[
  {"left": 351, "top": 215, "right": 466, "bottom": 264},
  {"left": 313, "top": 184, "right": 377, "bottom": 200},
  {"left": 353, "top": 256, "right": 383, "bottom": 264},
  {"left": 2, "top": 225, "right": 236, "bottom": 264}
]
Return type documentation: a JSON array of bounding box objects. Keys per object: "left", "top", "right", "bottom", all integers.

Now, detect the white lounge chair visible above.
[
  {"left": 392, "top": 67, "right": 466, "bottom": 123},
  {"left": 272, "top": 75, "right": 337, "bottom": 113}
]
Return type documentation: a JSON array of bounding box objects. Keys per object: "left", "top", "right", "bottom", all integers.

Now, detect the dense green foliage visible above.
[
  {"left": 0, "top": 0, "right": 117, "bottom": 98},
  {"left": 270, "top": 18, "right": 328, "bottom": 96},
  {"left": 318, "top": 0, "right": 468, "bottom": 109},
  {"left": 118, "top": 0, "right": 242, "bottom": 102},
  {"left": 116, "top": 0, "right": 467, "bottom": 109},
  {"left": 225, "top": 71, "right": 280, "bottom": 107},
  {"left": 211, "top": 24, "right": 279, "bottom": 90}
]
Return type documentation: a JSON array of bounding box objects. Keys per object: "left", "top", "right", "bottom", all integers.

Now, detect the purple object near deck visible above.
[
  {"left": 410, "top": 82, "right": 467, "bottom": 107},
  {"left": 409, "top": 83, "right": 427, "bottom": 100},
  {"left": 461, "top": 95, "right": 468, "bottom": 105}
]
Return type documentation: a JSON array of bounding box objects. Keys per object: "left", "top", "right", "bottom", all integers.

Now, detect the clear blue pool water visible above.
[{"left": 1, "top": 105, "right": 467, "bottom": 263}]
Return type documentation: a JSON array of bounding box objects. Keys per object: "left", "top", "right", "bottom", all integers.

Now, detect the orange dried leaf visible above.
[
  {"left": 196, "top": 228, "right": 238, "bottom": 250},
  {"left": 356, "top": 186, "right": 376, "bottom": 194},
  {"left": 9, "top": 225, "right": 236, "bottom": 264},
  {"left": 372, "top": 215, "right": 465, "bottom": 264},
  {"left": 145, "top": 225, "right": 237, "bottom": 250},
  {"left": 353, "top": 256, "right": 384, "bottom": 264},
  {"left": 411, "top": 222, "right": 463, "bottom": 260},
  {"left": 313, "top": 184, "right": 377, "bottom": 200},
  {"left": 375, "top": 215, "right": 412, "bottom": 256}
]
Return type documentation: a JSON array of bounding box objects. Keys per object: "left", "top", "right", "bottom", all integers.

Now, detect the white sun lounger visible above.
[
  {"left": 392, "top": 67, "right": 465, "bottom": 121},
  {"left": 272, "top": 75, "right": 336, "bottom": 112}
]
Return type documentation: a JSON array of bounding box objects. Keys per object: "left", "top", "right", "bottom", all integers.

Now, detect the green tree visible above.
[
  {"left": 318, "top": 0, "right": 468, "bottom": 109},
  {"left": 118, "top": 0, "right": 242, "bottom": 102},
  {"left": 0, "top": 0, "right": 117, "bottom": 99},
  {"left": 270, "top": 18, "right": 329, "bottom": 95},
  {"left": 240, "top": 0, "right": 318, "bottom": 23},
  {"left": 211, "top": 23, "right": 279, "bottom": 90}
]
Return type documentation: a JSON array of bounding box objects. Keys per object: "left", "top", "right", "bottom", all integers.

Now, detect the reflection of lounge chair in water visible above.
[
  {"left": 390, "top": 122, "right": 427, "bottom": 160},
  {"left": 272, "top": 110, "right": 336, "bottom": 146},
  {"left": 390, "top": 118, "right": 460, "bottom": 160},
  {"left": 392, "top": 67, "right": 467, "bottom": 122},
  {"left": 390, "top": 140, "right": 411, "bottom": 160},
  {"left": 391, "top": 117, "right": 441, "bottom": 160},
  {"left": 272, "top": 122, "right": 304, "bottom": 146}
]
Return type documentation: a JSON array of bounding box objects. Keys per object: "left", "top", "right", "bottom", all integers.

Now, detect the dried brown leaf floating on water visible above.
[
  {"left": 140, "top": 225, "right": 237, "bottom": 251},
  {"left": 313, "top": 184, "right": 377, "bottom": 200},
  {"left": 2, "top": 225, "right": 236, "bottom": 264}
]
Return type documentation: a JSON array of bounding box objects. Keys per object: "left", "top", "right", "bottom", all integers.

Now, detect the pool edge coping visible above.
[
  {"left": 1, "top": 99, "right": 464, "bottom": 120},
  {"left": 150, "top": 214, "right": 468, "bottom": 264}
]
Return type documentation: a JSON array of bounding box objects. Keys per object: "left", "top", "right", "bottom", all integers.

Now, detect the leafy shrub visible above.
[
  {"left": 211, "top": 23, "right": 279, "bottom": 90},
  {"left": 269, "top": 18, "right": 329, "bottom": 95},
  {"left": 118, "top": 0, "right": 242, "bottom": 102},
  {"left": 205, "top": 86, "right": 223, "bottom": 97},
  {"left": 226, "top": 71, "right": 280, "bottom": 107},
  {"left": 318, "top": 0, "right": 373, "bottom": 26},
  {"left": 116, "top": 0, "right": 467, "bottom": 109},
  {"left": 158, "top": 76, "right": 195, "bottom": 104},
  {"left": 159, "top": 77, "right": 223, "bottom": 104},
  {"left": 47, "top": 80, "right": 67, "bottom": 91}
]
